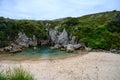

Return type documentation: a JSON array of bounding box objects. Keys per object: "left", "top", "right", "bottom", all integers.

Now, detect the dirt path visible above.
[{"left": 0, "top": 52, "right": 120, "bottom": 80}]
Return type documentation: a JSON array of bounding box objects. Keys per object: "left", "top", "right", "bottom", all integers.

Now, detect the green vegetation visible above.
[
  {"left": 0, "top": 67, "right": 34, "bottom": 80},
  {"left": 0, "top": 10, "right": 120, "bottom": 50}
]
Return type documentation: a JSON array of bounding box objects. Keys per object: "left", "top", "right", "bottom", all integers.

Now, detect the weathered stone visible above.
[
  {"left": 70, "top": 36, "right": 76, "bottom": 44},
  {"left": 66, "top": 44, "right": 74, "bottom": 52},
  {"left": 16, "top": 32, "right": 37, "bottom": 47},
  {"left": 49, "top": 29, "right": 58, "bottom": 43},
  {"left": 57, "top": 28, "right": 68, "bottom": 45},
  {"left": 73, "top": 44, "right": 81, "bottom": 50}
]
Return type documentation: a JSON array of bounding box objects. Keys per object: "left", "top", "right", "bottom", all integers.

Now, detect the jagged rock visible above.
[
  {"left": 16, "top": 32, "right": 37, "bottom": 47},
  {"left": 66, "top": 44, "right": 75, "bottom": 52},
  {"left": 57, "top": 29, "right": 68, "bottom": 46},
  {"left": 70, "top": 36, "right": 76, "bottom": 44},
  {"left": 16, "top": 32, "right": 29, "bottom": 47},
  {"left": 49, "top": 29, "right": 58, "bottom": 43},
  {"left": 73, "top": 44, "right": 81, "bottom": 50}
]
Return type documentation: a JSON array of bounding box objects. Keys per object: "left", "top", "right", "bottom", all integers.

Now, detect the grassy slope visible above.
[{"left": 0, "top": 10, "right": 120, "bottom": 49}]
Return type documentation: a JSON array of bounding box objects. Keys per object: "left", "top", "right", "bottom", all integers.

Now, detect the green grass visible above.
[{"left": 0, "top": 67, "right": 34, "bottom": 80}]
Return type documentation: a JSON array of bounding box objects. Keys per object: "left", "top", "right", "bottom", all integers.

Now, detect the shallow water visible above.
[{"left": 0, "top": 46, "right": 86, "bottom": 60}]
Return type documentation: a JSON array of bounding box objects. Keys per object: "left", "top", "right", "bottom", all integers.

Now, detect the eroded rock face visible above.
[
  {"left": 16, "top": 32, "right": 29, "bottom": 47},
  {"left": 2, "top": 32, "right": 38, "bottom": 53},
  {"left": 49, "top": 29, "right": 58, "bottom": 43},
  {"left": 66, "top": 44, "right": 75, "bottom": 52},
  {"left": 57, "top": 29, "right": 68, "bottom": 46},
  {"left": 70, "top": 36, "right": 76, "bottom": 44},
  {"left": 16, "top": 32, "right": 37, "bottom": 47}
]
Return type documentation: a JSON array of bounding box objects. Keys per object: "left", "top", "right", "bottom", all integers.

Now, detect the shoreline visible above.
[{"left": 0, "top": 52, "right": 120, "bottom": 80}]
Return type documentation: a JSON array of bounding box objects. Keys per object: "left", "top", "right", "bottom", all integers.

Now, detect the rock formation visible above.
[
  {"left": 57, "top": 29, "right": 69, "bottom": 46},
  {"left": 49, "top": 29, "right": 58, "bottom": 43},
  {"left": 0, "top": 32, "right": 38, "bottom": 53}
]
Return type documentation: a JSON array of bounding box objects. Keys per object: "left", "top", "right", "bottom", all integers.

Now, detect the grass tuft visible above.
[{"left": 0, "top": 67, "right": 34, "bottom": 80}]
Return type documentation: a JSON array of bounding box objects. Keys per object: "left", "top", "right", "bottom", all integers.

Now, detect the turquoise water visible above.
[{"left": 0, "top": 46, "right": 82, "bottom": 60}]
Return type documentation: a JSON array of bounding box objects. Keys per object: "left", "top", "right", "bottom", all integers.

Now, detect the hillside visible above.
[{"left": 0, "top": 10, "right": 120, "bottom": 50}]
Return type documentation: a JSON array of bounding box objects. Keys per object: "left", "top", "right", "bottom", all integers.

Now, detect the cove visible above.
[{"left": 0, "top": 46, "right": 85, "bottom": 61}]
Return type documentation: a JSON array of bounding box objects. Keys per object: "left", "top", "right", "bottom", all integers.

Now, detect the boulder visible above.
[
  {"left": 73, "top": 43, "right": 81, "bottom": 50},
  {"left": 66, "top": 44, "right": 74, "bottom": 52}
]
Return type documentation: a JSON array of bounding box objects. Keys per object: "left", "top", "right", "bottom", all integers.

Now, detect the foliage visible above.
[
  {"left": 0, "top": 67, "right": 34, "bottom": 80},
  {"left": 0, "top": 10, "right": 120, "bottom": 49}
]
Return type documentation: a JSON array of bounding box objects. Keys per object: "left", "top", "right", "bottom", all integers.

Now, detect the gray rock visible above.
[
  {"left": 16, "top": 32, "right": 37, "bottom": 47},
  {"left": 16, "top": 32, "right": 29, "bottom": 47},
  {"left": 49, "top": 29, "right": 58, "bottom": 43},
  {"left": 70, "top": 36, "right": 76, "bottom": 44},
  {"left": 73, "top": 43, "right": 81, "bottom": 50},
  {"left": 66, "top": 44, "right": 74, "bottom": 52},
  {"left": 57, "top": 28, "right": 68, "bottom": 45}
]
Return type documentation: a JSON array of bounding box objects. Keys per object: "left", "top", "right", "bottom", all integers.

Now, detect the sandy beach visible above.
[{"left": 0, "top": 52, "right": 120, "bottom": 80}]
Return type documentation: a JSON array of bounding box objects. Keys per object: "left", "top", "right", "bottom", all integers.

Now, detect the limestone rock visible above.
[
  {"left": 16, "top": 32, "right": 29, "bottom": 47},
  {"left": 73, "top": 43, "right": 81, "bottom": 50},
  {"left": 57, "top": 29, "right": 68, "bottom": 45},
  {"left": 66, "top": 44, "right": 74, "bottom": 52},
  {"left": 16, "top": 32, "right": 37, "bottom": 47},
  {"left": 49, "top": 29, "right": 57, "bottom": 43},
  {"left": 70, "top": 36, "right": 76, "bottom": 44}
]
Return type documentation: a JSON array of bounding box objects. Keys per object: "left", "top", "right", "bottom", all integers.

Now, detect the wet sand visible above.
[{"left": 0, "top": 52, "right": 120, "bottom": 80}]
